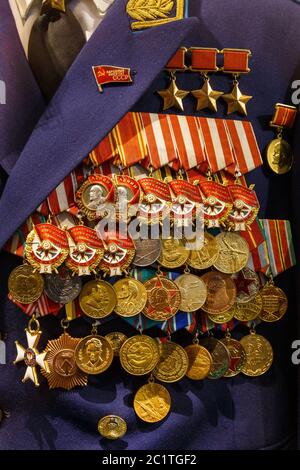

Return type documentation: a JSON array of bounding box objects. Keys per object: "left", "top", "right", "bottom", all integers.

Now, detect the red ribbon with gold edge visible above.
[
  {"left": 240, "top": 218, "right": 265, "bottom": 251},
  {"left": 99, "top": 231, "right": 136, "bottom": 276},
  {"left": 169, "top": 179, "right": 202, "bottom": 225},
  {"left": 221, "top": 48, "right": 251, "bottom": 74},
  {"left": 165, "top": 47, "right": 187, "bottom": 70},
  {"left": 66, "top": 226, "right": 104, "bottom": 276},
  {"left": 227, "top": 184, "right": 260, "bottom": 231},
  {"left": 138, "top": 177, "right": 172, "bottom": 223},
  {"left": 189, "top": 47, "right": 219, "bottom": 72},
  {"left": 25, "top": 223, "right": 69, "bottom": 274},
  {"left": 270, "top": 103, "right": 297, "bottom": 129},
  {"left": 199, "top": 180, "right": 232, "bottom": 228}
]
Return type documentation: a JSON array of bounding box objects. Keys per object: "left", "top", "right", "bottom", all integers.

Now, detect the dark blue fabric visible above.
[{"left": 0, "top": 0, "right": 299, "bottom": 450}]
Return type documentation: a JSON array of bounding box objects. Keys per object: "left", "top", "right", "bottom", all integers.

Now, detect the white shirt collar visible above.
[{"left": 15, "top": 0, "right": 115, "bottom": 19}]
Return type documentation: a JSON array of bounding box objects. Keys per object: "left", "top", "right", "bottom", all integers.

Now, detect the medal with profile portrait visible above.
[
  {"left": 75, "top": 335, "right": 113, "bottom": 375},
  {"left": 76, "top": 174, "right": 115, "bottom": 221},
  {"left": 114, "top": 277, "right": 147, "bottom": 317}
]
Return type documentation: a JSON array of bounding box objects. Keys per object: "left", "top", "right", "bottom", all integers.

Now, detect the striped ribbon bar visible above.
[
  {"left": 86, "top": 112, "right": 262, "bottom": 174},
  {"left": 189, "top": 47, "right": 219, "bottom": 72},
  {"left": 225, "top": 120, "right": 262, "bottom": 174},
  {"left": 270, "top": 103, "right": 297, "bottom": 129},
  {"left": 247, "top": 240, "right": 270, "bottom": 273},
  {"left": 222, "top": 48, "right": 251, "bottom": 74},
  {"left": 260, "top": 219, "right": 296, "bottom": 277},
  {"left": 8, "top": 292, "right": 63, "bottom": 318}
]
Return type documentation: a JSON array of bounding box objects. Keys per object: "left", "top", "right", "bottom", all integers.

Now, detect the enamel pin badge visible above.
[{"left": 92, "top": 65, "right": 134, "bottom": 93}]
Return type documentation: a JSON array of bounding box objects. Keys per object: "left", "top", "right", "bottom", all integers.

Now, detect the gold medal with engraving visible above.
[
  {"left": 266, "top": 138, "right": 293, "bottom": 175},
  {"left": 41, "top": 333, "right": 88, "bottom": 390},
  {"left": 259, "top": 284, "right": 288, "bottom": 322},
  {"left": 240, "top": 332, "right": 273, "bottom": 376},
  {"left": 98, "top": 415, "right": 127, "bottom": 440},
  {"left": 134, "top": 381, "right": 171, "bottom": 423},
  {"left": 221, "top": 336, "right": 246, "bottom": 378},
  {"left": 75, "top": 335, "right": 113, "bottom": 375},
  {"left": 79, "top": 280, "right": 116, "bottom": 319},
  {"left": 233, "top": 293, "right": 263, "bottom": 322},
  {"left": 185, "top": 343, "right": 212, "bottom": 380},
  {"left": 213, "top": 232, "right": 250, "bottom": 274},
  {"left": 201, "top": 271, "right": 236, "bottom": 315},
  {"left": 187, "top": 232, "right": 219, "bottom": 270},
  {"left": 119, "top": 335, "right": 159, "bottom": 376},
  {"left": 153, "top": 342, "right": 189, "bottom": 383},
  {"left": 143, "top": 276, "right": 181, "bottom": 321},
  {"left": 207, "top": 310, "right": 234, "bottom": 324},
  {"left": 175, "top": 273, "right": 207, "bottom": 312},
  {"left": 105, "top": 332, "right": 128, "bottom": 357},
  {"left": 114, "top": 277, "right": 147, "bottom": 317},
  {"left": 8, "top": 265, "right": 44, "bottom": 304},
  {"left": 158, "top": 237, "right": 190, "bottom": 269},
  {"left": 199, "top": 337, "right": 230, "bottom": 379}
]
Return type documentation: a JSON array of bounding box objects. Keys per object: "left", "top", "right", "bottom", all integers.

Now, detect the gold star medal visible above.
[
  {"left": 157, "top": 48, "right": 188, "bottom": 111},
  {"left": 157, "top": 73, "right": 189, "bottom": 111},
  {"left": 221, "top": 48, "right": 252, "bottom": 116},
  {"left": 14, "top": 316, "right": 49, "bottom": 387}
]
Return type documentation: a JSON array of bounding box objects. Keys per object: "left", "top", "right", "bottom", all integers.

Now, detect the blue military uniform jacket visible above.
[{"left": 0, "top": 0, "right": 299, "bottom": 450}]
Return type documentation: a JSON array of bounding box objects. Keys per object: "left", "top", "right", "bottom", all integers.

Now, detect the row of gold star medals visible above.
[{"left": 8, "top": 230, "right": 287, "bottom": 425}]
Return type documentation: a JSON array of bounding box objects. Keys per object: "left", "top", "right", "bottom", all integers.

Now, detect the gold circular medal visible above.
[
  {"left": 187, "top": 232, "right": 219, "bottom": 270},
  {"left": 143, "top": 276, "right": 181, "bottom": 321},
  {"left": 233, "top": 293, "right": 263, "bottom": 322},
  {"left": 207, "top": 310, "right": 234, "bottom": 324},
  {"left": 119, "top": 335, "right": 159, "bottom": 376},
  {"left": 153, "top": 342, "right": 189, "bottom": 383},
  {"left": 98, "top": 415, "right": 127, "bottom": 440},
  {"left": 134, "top": 382, "right": 171, "bottom": 423},
  {"left": 259, "top": 284, "right": 288, "bottom": 322},
  {"left": 220, "top": 337, "right": 246, "bottom": 378},
  {"left": 240, "top": 332, "right": 273, "bottom": 377},
  {"left": 41, "top": 333, "right": 88, "bottom": 390},
  {"left": 213, "top": 232, "right": 250, "bottom": 274},
  {"left": 201, "top": 272, "right": 236, "bottom": 315},
  {"left": 105, "top": 332, "right": 128, "bottom": 356},
  {"left": 175, "top": 273, "right": 207, "bottom": 312},
  {"left": 266, "top": 138, "right": 293, "bottom": 175},
  {"left": 199, "top": 337, "right": 230, "bottom": 379},
  {"left": 79, "top": 280, "right": 116, "bottom": 319},
  {"left": 114, "top": 278, "right": 147, "bottom": 317},
  {"left": 8, "top": 265, "right": 44, "bottom": 304},
  {"left": 75, "top": 335, "right": 113, "bottom": 375},
  {"left": 185, "top": 344, "right": 212, "bottom": 380},
  {"left": 158, "top": 238, "right": 190, "bottom": 269}
]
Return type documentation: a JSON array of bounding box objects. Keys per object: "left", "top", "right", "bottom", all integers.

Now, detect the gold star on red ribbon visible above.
[
  {"left": 222, "top": 83, "right": 252, "bottom": 116},
  {"left": 157, "top": 79, "right": 189, "bottom": 112},
  {"left": 192, "top": 80, "right": 223, "bottom": 112}
]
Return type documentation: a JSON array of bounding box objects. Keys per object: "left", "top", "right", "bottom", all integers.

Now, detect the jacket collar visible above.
[{"left": 0, "top": 0, "right": 199, "bottom": 248}]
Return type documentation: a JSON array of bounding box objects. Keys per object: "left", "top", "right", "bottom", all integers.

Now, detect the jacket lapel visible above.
[
  {"left": 0, "top": 0, "right": 199, "bottom": 248},
  {"left": 0, "top": 1, "right": 45, "bottom": 174}
]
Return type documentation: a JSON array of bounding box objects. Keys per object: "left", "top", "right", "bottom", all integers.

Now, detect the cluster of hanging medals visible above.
[{"left": 7, "top": 46, "right": 295, "bottom": 427}]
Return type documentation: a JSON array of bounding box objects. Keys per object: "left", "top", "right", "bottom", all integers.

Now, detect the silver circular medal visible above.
[
  {"left": 132, "top": 239, "right": 162, "bottom": 267},
  {"left": 44, "top": 271, "right": 82, "bottom": 304}
]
